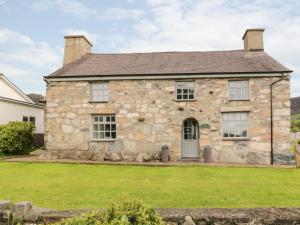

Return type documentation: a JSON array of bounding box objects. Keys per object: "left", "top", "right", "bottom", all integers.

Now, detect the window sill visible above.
[
  {"left": 89, "top": 101, "right": 108, "bottom": 103},
  {"left": 222, "top": 137, "right": 250, "bottom": 141},
  {"left": 175, "top": 99, "right": 197, "bottom": 102},
  {"left": 90, "top": 139, "right": 116, "bottom": 142}
]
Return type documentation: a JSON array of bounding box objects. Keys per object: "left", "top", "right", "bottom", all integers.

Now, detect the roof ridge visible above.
[{"left": 89, "top": 49, "right": 245, "bottom": 55}]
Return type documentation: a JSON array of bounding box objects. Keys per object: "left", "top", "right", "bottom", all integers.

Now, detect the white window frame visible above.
[
  {"left": 23, "top": 116, "right": 36, "bottom": 126},
  {"left": 90, "top": 82, "right": 109, "bottom": 102},
  {"left": 228, "top": 80, "right": 249, "bottom": 100},
  {"left": 92, "top": 115, "right": 116, "bottom": 141},
  {"left": 222, "top": 112, "right": 249, "bottom": 139},
  {"left": 175, "top": 81, "right": 195, "bottom": 101}
]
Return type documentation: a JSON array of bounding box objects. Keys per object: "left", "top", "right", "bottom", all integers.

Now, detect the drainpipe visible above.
[{"left": 270, "top": 73, "right": 289, "bottom": 165}]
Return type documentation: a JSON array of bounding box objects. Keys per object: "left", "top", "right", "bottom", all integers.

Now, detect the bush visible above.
[
  {"left": 51, "top": 199, "right": 164, "bottom": 225},
  {"left": 0, "top": 121, "right": 35, "bottom": 154},
  {"left": 50, "top": 211, "right": 103, "bottom": 225},
  {"left": 291, "top": 119, "right": 300, "bottom": 131}
]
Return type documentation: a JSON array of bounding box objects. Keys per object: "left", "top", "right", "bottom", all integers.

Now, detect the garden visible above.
[
  {"left": 1, "top": 122, "right": 300, "bottom": 212},
  {"left": 0, "top": 121, "right": 35, "bottom": 158},
  {"left": 0, "top": 162, "right": 300, "bottom": 210}
]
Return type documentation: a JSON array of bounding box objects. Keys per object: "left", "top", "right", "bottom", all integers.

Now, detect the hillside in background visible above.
[
  {"left": 291, "top": 97, "right": 300, "bottom": 115},
  {"left": 291, "top": 97, "right": 300, "bottom": 131}
]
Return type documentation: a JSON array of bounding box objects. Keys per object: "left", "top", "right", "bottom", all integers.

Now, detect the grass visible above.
[{"left": 0, "top": 162, "right": 299, "bottom": 210}]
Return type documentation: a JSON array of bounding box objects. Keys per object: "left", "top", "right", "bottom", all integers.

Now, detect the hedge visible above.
[
  {"left": 51, "top": 199, "right": 164, "bottom": 225},
  {"left": 0, "top": 121, "right": 35, "bottom": 154}
]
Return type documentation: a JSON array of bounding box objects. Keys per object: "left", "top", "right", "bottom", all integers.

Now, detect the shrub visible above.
[
  {"left": 50, "top": 211, "right": 103, "bottom": 225},
  {"left": 100, "top": 199, "right": 164, "bottom": 225},
  {"left": 51, "top": 199, "right": 164, "bottom": 225},
  {"left": 0, "top": 121, "right": 35, "bottom": 154}
]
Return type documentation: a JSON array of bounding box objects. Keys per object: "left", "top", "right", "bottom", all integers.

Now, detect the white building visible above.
[{"left": 0, "top": 73, "right": 44, "bottom": 133}]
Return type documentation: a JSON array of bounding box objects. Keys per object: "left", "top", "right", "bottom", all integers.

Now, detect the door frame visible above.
[{"left": 181, "top": 117, "right": 200, "bottom": 159}]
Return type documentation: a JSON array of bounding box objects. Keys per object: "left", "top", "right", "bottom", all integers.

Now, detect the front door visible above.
[{"left": 181, "top": 118, "right": 199, "bottom": 158}]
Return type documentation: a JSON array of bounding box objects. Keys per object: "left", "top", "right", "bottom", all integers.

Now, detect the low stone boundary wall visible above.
[{"left": 1, "top": 201, "right": 300, "bottom": 225}]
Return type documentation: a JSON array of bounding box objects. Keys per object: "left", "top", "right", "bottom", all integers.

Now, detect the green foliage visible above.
[
  {"left": 291, "top": 114, "right": 300, "bottom": 131},
  {"left": 51, "top": 199, "right": 164, "bottom": 225},
  {"left": 0, "top": 121, "right": 35, "bottom": 154},
  {"left": 100, "top": 199, "right": 164, "bottom": 225},
  {"left": 298, "top": 139, "right": 300, "bottom": 145},
  {"left": 51, "top": 211, "right": 102, "bottom": 225}
]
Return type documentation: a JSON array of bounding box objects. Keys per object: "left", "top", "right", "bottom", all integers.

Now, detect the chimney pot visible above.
[
  {"left": 63, "top": 35, "right": 92, "bottom": 66},
  {"left": 242, "top": 28, "right": 264, "bottom": 51}
]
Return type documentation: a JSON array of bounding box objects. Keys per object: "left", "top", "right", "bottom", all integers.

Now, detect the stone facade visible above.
[{"left": 43, "top": 77, "right": 291, "bottom": 164}]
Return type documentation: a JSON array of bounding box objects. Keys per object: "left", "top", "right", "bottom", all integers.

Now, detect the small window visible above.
[
  {"left": 23, "top": 116, "right": 36, "bottom": 126},
  {"left": 92, "top": 115, "right": 116, "bottom": 140},
  {"left": 228, "top": 80, "right": 249, "bottom": 100},
  {"left": 91, "top": 82, "right": 109, "bottom": 102},
  {"left": 222, "top": 112, "right": 248, "bottom": 138},
  {"left": 176, "top": 81, "right": 195, "bottom": 100}
]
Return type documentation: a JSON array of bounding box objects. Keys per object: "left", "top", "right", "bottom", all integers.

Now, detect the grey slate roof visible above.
[
  {"left": 46, "top": 50, "right": 291, "bottom": 78},
  {"left": 26, "top": 93, "right": 45, "bottom": 105}
]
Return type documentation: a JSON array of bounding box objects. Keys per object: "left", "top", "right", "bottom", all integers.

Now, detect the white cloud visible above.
[
  {"left": 31, "top": 0, "right": 143, "bottom": 20},
  {"left": 98, "top": 8, "right": 144, "bottom": 20},
  {"left": 63, "top": 29, "right": 99, "bottom": 44},
  {"left": 134, "top": 19, "right": 159, "bottom": 34},
  {"left": 31, "top": 0, "right": 96, "bottom": 17},
  {"left": 119, "top": 0, "right": 300, "bottom": 96},
  {"left": 31, "top": 0, "right": 53, "bottom": 11},
  {"left": 55, "top": 0, "right": 96, "bottom": 17},
  {"left": 0, "top": 28, "right": 34, "bottom": 45},
  {"left": 0, "top": 28, "right": 62, "bottom": 94}
]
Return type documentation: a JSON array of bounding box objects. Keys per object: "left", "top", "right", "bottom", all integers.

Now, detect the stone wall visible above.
[
  {"left": 43, "top": 77, "right": 291, "bottom": 164},
  {"left": 272, "top": 79, "right": 292, "bottom": 164},
  {"left": 1, "top": 201, "right": 300, "bottom": 225}
]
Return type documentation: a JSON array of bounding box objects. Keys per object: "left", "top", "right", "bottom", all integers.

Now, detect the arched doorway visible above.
[{"left": 181, "top": 118, "right": 200, "bottom": 158}]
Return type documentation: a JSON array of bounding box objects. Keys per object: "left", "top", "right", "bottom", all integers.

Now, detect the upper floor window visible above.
[
  {"left": 23, "top": 116, "right": 36, "bottom": 126},
  {"left": 91, "top": 82, "right": 108, "bottom": 102},
  {"left": 228, "top": 80, "right": 249, "bottom": 100},
  {"left": 92, "top": 115, "right": 116, "bottom": 140},
  {"left": 176, "top": 81, "right": 195, "bottom": 100},
  {"left": 222, "top": 112, "right": 248, "bottom": 138}
]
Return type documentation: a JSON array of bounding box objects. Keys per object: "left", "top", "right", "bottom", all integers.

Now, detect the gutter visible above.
[
  {"left": 0, "top": 97, "right": 44, "bottom": 108},
  {"left": 44, "top": 72, "right": 287, "bottom": 82},
  {"left": 270, "top": 73, "right": 290, "bottom": 165}
]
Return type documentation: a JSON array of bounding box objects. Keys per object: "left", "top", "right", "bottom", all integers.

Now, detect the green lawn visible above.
[{"left": 0, "top": 162, "right": 299, "bottom": 210}]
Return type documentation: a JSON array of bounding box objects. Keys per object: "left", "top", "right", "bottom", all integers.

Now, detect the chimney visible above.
[
  {"left": 63, "top": 35, "right": 93, "bottom": 66},
  {"left": 242, "top": 28, "right": 264, "bottom": 51}
]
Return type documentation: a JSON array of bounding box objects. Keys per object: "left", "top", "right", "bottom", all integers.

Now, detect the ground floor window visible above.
[
  {"left": 92, "top": 115, "right": 116, "bottom": 140},
  {"left": 222, "top": 112, "right": 248, "bottom": 138},
  {"left": 23, "top": 116, "right": 36, "bottom": 126}
]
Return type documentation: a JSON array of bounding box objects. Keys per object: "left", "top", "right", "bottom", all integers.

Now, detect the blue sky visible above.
[{"left": 0, "top": 0, "right": 299, "bottom": 96}]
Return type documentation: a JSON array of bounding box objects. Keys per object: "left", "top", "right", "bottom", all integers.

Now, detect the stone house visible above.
[{"left": 42, "top": 29, "right": 292, "bottom": 164}]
